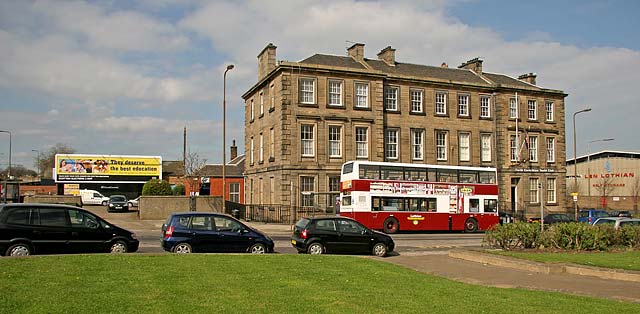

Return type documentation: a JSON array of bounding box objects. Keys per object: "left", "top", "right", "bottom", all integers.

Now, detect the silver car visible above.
[{"left": 593, "top": 217, "right": 640, "bottom": 229}]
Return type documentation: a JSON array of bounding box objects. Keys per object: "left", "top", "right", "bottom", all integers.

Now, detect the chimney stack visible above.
[
  {"left": 257, "top": 43, "right": 277, "bottom": 80},
  {"left": 441, "top": 62, "right": 448, "bottom": 68},
  {"left": 377, "top": 46, "right": 396, "bottom": 66},
  {"left": 458, "top": 57, "right": 483, "bottom": 74},
  {"left": 230, "top": 139, "right": 238, "bottom": 161},
  {"left": 518, "top": 73, "right": 537, "bottom": 85},
  {"left": 347, "top": 43, "right": 365, "bottom": 62}
]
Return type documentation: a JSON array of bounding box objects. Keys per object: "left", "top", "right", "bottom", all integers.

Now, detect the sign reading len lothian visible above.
[{"left": 55, "top": 154, "right": 162, "bottom": 183}]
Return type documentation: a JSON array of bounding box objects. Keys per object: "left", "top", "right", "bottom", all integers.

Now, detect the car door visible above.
[
  {"left": 188, "top": 215, "right": 221, "bottom": 253},
  {"left": 33, "top": 206, "right": 72, "bottom": 254},
  {"left": 336, "top": 219, "right": 370, "bottom": 254},
  {"left": 68, "top": 209, "right": 109, "bottom": 253},
  {"left": 312, "top": 219, "right": 341, "bottom": 252},
  {"left": 213, "top": 216, "right": 250, "bottom": 252}
]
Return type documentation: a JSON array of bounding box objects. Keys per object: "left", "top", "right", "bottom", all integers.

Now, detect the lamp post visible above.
[
  {"left": 32, "top": 149, "right": 41, "bottom": 178},
  {"left": 222, "top": 64, "right": 234, "bottom": 213},
  {"left": 572, "top": 108, "right": 591, "bottom": 221},
  {"left": 587, "top": 138, "right": 614, "bottom": 207},
  {"left": 0, "top": 130, "right": 11, "bottom": 204}
]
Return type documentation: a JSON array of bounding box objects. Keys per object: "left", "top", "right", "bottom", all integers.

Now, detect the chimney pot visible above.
[
  {"left": 518, "top": 72, "right": 537, "bottom": 85},
  {"left": 347, "top": 43, "right": 365, "bottom": 62},
  {"left": 458, "top": 57, "right": 483, "bottom": 74},
  {"left": 230, "top": 139, "right": 238, "bottom": 161}
]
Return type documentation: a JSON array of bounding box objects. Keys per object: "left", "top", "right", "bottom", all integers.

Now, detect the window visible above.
[
  {"left": 529, "top": 178, "right": 539, "bottom": 203},
  {"left": 546, "top": 138, "right": 555, "bottom": 162},
  {"left": 547, "top": 178, "right": 556, "bottom": 203},
  {"left": 328, "top": 126, "right": 342, "bottom": 157},
  {"left": 69, "top": 209, "right": 98, "bottom": 229},
  {"left": 269, "top": 128, "right": 275, "bottom": 159},
  {"left": 329, "top": 176, "right": 340, "bottom": 193},
  {"left": 546, "top": 101, "right": 554, "bottom": 121},
  {"left": 355, "top": 82, "right": 368, "bottom": 108},
  {"left": 299, "top": 78, "right": 315, "bottom": 104},
  {"left": 435, "top": 92, "right": 447, "bottom": 115},
  {"left": 259, "top": 133, "right": 264, "bottom": 162},
  {"left": 436, "top": 131, "right": 447, "bottom": 161},
  {"left": 529, "top": 136, "right": 538, "bottom": 162},
  {"left": 481, "top": 134, "right": 491, "bottom": 162},
  {"left": 384, "top": 86, "right": 398, "bottom": 111},
  {"left": 259, "top": 91, "right": 264, "bottom": 116},
  {"left": 250, "top": 99, "right": 254, "bottom": 121},
  {"left": 509, "top": 98, "right": 517, "bottom": 119},
  {"left": 301, "top": 124, "right": 315, "bottom": 157},
  {"left": 410, "top": 89, "right": 423, "bottom": 113},
  {"left": 385, "top": 129, "right": 399, "bottom": 160},
  {"left": 214, "top": 216, "right": 242, "bottom": 233},
  {"left": 6, "top": 208, "right": 35, "bottom": 225},
  {"left": 510, "top": 135, "right": 518, "bottom": 161},
  {"left": 328, "top": 80, "right": 342, "bottom": 106},
  {"left": 270, "top": 84, "right": 275, "bottom": 110},
  {"left": 480, "top": 96, "right": 491, "bottom": 118},
  {"left": 230, "top": 183, "right": 240, "bottom": 203},
  {"left": 337, "top": 219, "right": 365, "bottom": 234},
  {"left": 328, "top": 176, "right": 340, "bottom": 211},
  {"left": 458, "top": 94, "right": 469, "bottom": 116},
  {"left": 355, "top": 127, "right": 368, "bottom": 158},
  {"left": 269, "top": 177, "right": 275, "bottom": 204},
  {"left": 484, "top": 199, "right": 497, "bottom": 213},
  {"left": 528, "top": 100, "right": 537, "bottom": 120},
  {"left": 300, "top": 176, "right": 315, "bottom": 206},
  {"left": 459, "top": 132, "right": 470, "bottom": 161},
  {"left": 411, "top": 129, "right": 424, "bottom": 160},
  {"left": 191, "top": 215, "right": 214, "bottom": 231},
  {"left": 250, "top": 137, "right": 254, "bottom": 164},
  {"left": 39, "top": 207, "right": 68, "bottom": 227},
  {"left": 315, "top": 219, "right": 336, "bottom": 232}
]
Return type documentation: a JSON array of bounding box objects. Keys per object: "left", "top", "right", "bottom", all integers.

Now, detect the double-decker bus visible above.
[{"left": 339, "top": 161, "right": 499, "bottom": 233}]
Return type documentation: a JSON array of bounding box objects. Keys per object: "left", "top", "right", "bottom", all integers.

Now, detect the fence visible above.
[{"left": 233, "top": 204, "right": 337, "bottom": 224}]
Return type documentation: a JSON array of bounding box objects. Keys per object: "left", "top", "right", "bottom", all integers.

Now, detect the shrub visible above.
[
  {"left": 484, "top": 222, "right": 540, "bottom": 250},
  {"left": 142, "top": 179, "right": 173, "bottom": 196},
  {"left": 173, "top": 184, "right": 186, "bottom": 196}
]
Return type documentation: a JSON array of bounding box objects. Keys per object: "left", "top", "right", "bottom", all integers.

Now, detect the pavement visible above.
[{"left": 99, "top": 209, "right": 640, "bottom": 304}]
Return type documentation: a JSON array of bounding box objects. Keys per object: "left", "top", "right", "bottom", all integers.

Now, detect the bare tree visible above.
[
  {"left": 37, "top": 143, "right": 75, "bottom": 179},
  {"left": 594, "top": 176, "right": 618, "bottom": 209},
  {"left": 184, "top": 150, "right": 207, "bottom": 196},
  {"left": 630, "top": 175, "right": 640, "bottom": 213}
]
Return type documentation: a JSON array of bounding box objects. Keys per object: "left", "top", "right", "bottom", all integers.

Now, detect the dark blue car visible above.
[
  {"left": 161, "top": 212, "right": 274, "bottom": 254},
  {"left": 578, "top": 209, "right": 609, "bottom": 224}
]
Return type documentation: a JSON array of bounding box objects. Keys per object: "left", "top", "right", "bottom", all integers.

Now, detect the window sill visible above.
[
  {"left": 269, "top": 157, "right": 275, "bottom": 162},
  {"left": 409, "top": 111, "right": 426, "bottom": 116},
  {"left": 434, "top": 113, "right": 449, "bottom": 118},
  {"left": 269, "top": 107, "right": 275, "bottom": 113},
  {"left": 327, "top": 104, "right": 345, "bottom": 109},
  {"left": 384, "top": 110, "right": 401, "bottom": 114},
  {"left": 299, "top": 103, "right": 318, "bottom": 108},
  {"left": 354, "top": 106, "right": 372, "bottom": 111}
]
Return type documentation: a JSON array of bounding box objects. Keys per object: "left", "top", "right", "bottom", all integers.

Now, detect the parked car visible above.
[
  {"left": 0, "top": 203, "right": 139, "bottom": 256},
  {"left": 161, "top": 212, "right": 274, "bottom": 254},
  {"left": 291, "top": 216, "right": 395, "bottom": 257},
  {"left": 127, "top": 197, "right": 140, "bottom": 208},
  {"left": 577, "top": 209, "right": 609, "bottom": 224},
  {"left": 593, "top": 217, "right": 640, "bottom": 229},
  {"left": 107, "top": 195, "right": 129, "bottom": 213},
  {"left": 610, "top": 210, "right": 633, "bottom": 218},
  {"left": 80, "top": 189, "right": 110, "bottom": 206},
  {"left": 542, "top": 213, "right": 574, "bottom": 224}
]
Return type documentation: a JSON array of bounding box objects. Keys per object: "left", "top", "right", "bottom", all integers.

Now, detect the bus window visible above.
[
  {"left": 381, "top": 166, "right": 403, "bottom": 180},
  {"left": 437, "top": 169, "right": 457, "bottom": 182},
  {"left": 484, "top": 199, "right": 497, "bottom": 212},
  {"left": 470, "top": 199, "right": 480, "bottom": 212},
  {"left": 426, "top": 198, "right": 437, "bottom": 212},
  {"left": 342, "top": 162, "right": 354, "bottom": 175},
  {"left": 372, "top": 197, "right": 381, "bottom": 211},
  {"left": 459, "top": 171, "right": 478, "bottom": 183},
  {"left": 360, "top": 165, "right": 380, "bottom": 180},
  {"left": 479, "top": 172, "right": 496, "bottom": 184},
  {"left": 382, "top": 198, "right": 403, "bottom": 211},
  {"left": 427, "top": 169, "right": 436, "bottom": 182},
  {"left": 406, "top": 168, "right": 428, "bottom": 181},
  {"left": 342, "top": 196, "right": 352, "bottom": 206}
]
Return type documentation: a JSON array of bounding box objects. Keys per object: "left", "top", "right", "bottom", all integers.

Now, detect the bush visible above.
[
  {"left": 173, "top": 184, "right": 185, "bottom": 196},
  {"left": 142, "top": 179, "right": 173, "bottom": 196},
  {"left": 485, "top": 222, "right": 640, "bottom": 251}
]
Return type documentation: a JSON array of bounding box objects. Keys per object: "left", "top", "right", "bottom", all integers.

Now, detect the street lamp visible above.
[
  {"left": 587, "top": 138, "right": 614, "bottom": 207},
  {"left": 32, "top": 149, "right": 41, "bottom": 178},
  {"left": 222, "top": 64, "right": 234, "bottom": 213},
  {"left": 0, "top": 130, "right": 11, "bottom": 204},
  {"left": 572, "top": 108, "right": 591, "bottom": 221}
]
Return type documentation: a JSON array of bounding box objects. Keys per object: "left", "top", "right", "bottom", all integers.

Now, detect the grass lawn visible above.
[
  {"left": 493, "top": 250, "right": 640, "bottom": 271},
  {"left": 1, "top": 254, "right": 638, "bottom": 314}
]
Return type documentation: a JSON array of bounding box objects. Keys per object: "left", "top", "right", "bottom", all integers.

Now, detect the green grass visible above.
[
  {"left": 1, "top": 255, "right": 638, "bottom": 314},
  {"left": 494, "top": 250, "right": 640, "bottom": 271}
]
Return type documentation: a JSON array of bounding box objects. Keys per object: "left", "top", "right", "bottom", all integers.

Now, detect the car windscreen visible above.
[{"left": 110, "top": 196, "right": 126, "bottom": 202}]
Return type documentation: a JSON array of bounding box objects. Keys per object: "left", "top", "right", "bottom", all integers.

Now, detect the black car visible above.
[
  {"left": 107, "top": 195, "right": 129, "bottom": 212},
  {"left": 161, "top": 212, "right": 274, "bottom": 254},
  {"left": 0, "top": 203, "right": 139, "bottom": 256},
  {"left": 291, "top": 216, "right": 395, "bottom": 257},
  {"left": 542, "top": 213, "right": 574, "bottom": 224}
]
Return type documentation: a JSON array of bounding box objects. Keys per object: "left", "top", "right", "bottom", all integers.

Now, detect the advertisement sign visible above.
[{"left": 55, "top": 154, "right": 162, "bottom": 183}]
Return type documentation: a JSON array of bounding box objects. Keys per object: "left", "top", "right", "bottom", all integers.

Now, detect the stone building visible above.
[{"left": 242, "top": 43, "right": 567, "bottom": 217}]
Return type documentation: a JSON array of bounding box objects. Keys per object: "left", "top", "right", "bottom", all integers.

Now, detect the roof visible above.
[
  {"left": 199, "top": 155, "right": 245, "bottom": 177},
  {"left": 162, "top": 160, "right": 185, "bottom": 176},
  {"left": 566, "top": 150, "right": 640, "bottom": 165}
]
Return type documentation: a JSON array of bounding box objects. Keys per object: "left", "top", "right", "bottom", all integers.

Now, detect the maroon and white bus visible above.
[{"left": 339, "top": 161, "right": 499, "bottom": 233}]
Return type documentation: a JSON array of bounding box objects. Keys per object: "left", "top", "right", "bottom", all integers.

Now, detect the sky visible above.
[{"left": 1, "top": 0, "right": 639, "bottom": 171}]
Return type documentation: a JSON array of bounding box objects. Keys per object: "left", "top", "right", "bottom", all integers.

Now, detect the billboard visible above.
[{"left": 55, "top": 154, "right": 162, "bottom": 183}]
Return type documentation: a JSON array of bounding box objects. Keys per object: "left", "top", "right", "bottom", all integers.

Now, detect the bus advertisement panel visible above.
[
  {"left": 55, "top": 154, "right": 162, "bottom": 183},
  {"left": 339, "top": 161, "right": 499, "bottom": 233}
]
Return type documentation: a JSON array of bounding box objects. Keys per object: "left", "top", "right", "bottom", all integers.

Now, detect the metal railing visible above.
[{"left": 233, "top": 204, "right": 336, "bottom": 224}]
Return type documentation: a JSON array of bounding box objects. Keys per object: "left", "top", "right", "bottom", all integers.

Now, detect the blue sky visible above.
[{"left": 0, "top": 0, "right": 639, "bottom": 170}]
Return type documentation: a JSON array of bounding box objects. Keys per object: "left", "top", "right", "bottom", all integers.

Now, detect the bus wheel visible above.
[
  {"left": 464, "top": 218, "right": 478, "bottom": 233},
  {"left": 383, "top": 218, "right": 399, "bottom": 234}
]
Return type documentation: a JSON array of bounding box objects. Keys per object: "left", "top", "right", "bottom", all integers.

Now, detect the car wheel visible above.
[
  {"left": 464, "top": 218, "right": 478, "bottom": 233},
  {"left": 110, "top": 241, "right": 128, "bottom": 254},
  {"left": 173, "top": 243, "right": 192, "bottom": 254},
  {"left": 6, "top": 243, "right": 31, "bottom": 256},
  {"left": 372, "top": 243, "right": 387, "bottom": 257},
  {"left": 307, "top": 242, "right": 324, "bottom": 255},
  {"left": 383, "top": 217, "right": 399, "bottom": 234},
  {"left": 249, "top": 243, "right": 267, "bottom": 254}
]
